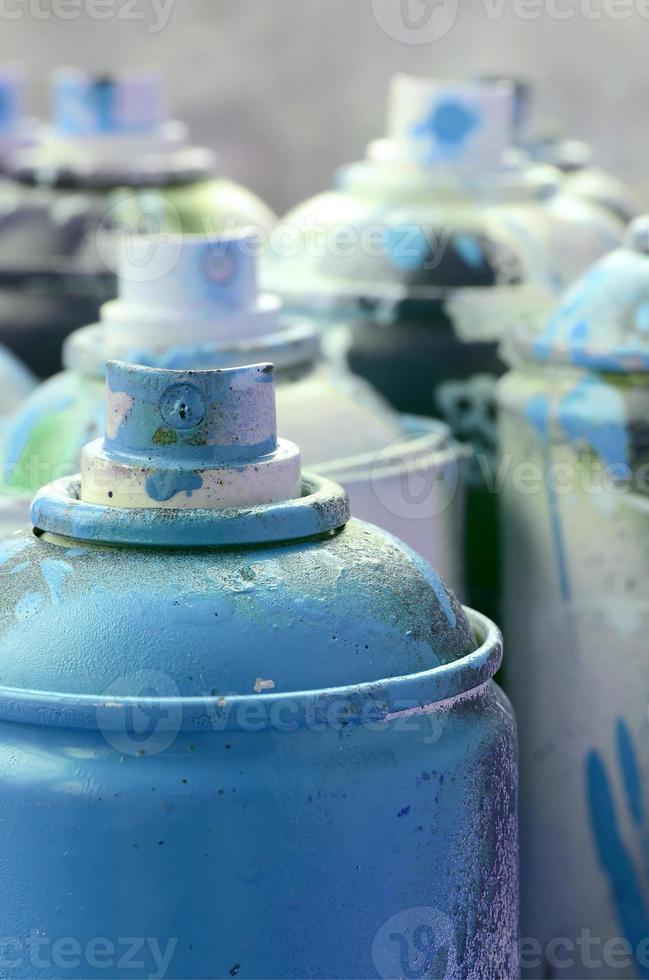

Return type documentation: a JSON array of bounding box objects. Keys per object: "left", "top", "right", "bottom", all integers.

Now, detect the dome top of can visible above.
[
  {"left": 514, "top": 217, "right": 649, "bottom": 371},
  {"left": 11, "top": 363, "right": 485, "bottom": 720}
]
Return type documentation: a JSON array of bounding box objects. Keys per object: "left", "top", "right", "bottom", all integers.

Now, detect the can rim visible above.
[
  {"left": 0, "top": 608, "right": 501, "bottom": 731},
  {"left": 31, "top": 473, "right": 350, "bottom": 548}
]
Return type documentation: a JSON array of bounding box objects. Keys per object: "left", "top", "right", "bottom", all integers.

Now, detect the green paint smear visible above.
[{"left": 152, "top": 428, "right": 178, "bottom": 446}]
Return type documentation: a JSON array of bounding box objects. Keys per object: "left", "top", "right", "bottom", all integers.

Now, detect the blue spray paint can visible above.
[
  {"left": 0, "top": 230, "right": 469, "bottom": 593},
  {"left": 0, "top": 69, "right": 276, "bottom": 379},
  {"left": 498, "top": 217, "right": 649, "bottom": 978},
  {"left": 0, "top": 359, "right": 517, "bottom": 979},
  {"left": 266, "top": 74, "right": 622, "bottom": 621}
]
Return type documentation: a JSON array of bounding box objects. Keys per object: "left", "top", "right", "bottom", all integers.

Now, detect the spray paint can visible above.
[
  {"left": 266, "top": 75, "right": 621, "bottom": 619},
  {"left": 498, "top": 217, "right": 649, "bottom": 978},
  {"left": 0, "top": 231, "right": 468, "bottom": 591},
  {"left": 0, "top": 69, "right": 275, "bottom": 378},
  {"left": 0, "top": 358, "right": 518, "bottom": 979}
]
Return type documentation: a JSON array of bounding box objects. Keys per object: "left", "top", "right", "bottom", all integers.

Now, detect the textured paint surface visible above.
[{"left": 0, "top": 516, "right": 517, "bottom": 977}]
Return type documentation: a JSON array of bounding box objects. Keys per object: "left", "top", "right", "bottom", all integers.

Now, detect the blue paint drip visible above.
[
  {"left": 89, "top": 80, "right": 117, "bottom": 132},
  {"left": 617, "top": 720, "right": 643, "bottom": 827},
  {"left": 384, "top": 225, "right": 430, "bottom": 272},
  {"left": 526, "top": 394, "right": 571, "bottom": 601},
  {"left": 145, "top": 470, "right": 204, "bottom": 503},
  {"left": 0, "top": 537, "right": 28, "bottom": 566},
  {"left": 635, "top": 302, "right": 649, "bottom": 333},
  {"left": 558, "top": 376, "right": 630, "bottom": 471},
  {"left": 41, "top": 558, "right": 73, "bottom": 605},
  {"left": 454, "top": 235, "right": 485, "bottom": 270},
  {"left": 586, "top": 748, "right": 649, "bottom": 979}
]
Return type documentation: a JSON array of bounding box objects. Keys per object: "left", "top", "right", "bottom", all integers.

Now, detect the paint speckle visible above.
[
  {"left": 145, "top": 470, "right": 203, "bottom": 503},
  {"left": 254, "top": 677, "right": 276, "bottom": 693},
  {"left": 15, "top": 591, "right": 44, "bottom": 621}
]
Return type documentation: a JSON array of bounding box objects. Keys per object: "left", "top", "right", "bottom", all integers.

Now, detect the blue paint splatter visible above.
[
  {"left": 617, "top": 720, "right": 643, "bottom": 827},
  {"left": 14, "top": 591, "right": 44, "bottom": 621},
  {"left": 0, "top": 537, "right": 28, "bottom": 566},
  {"left": 558, "top": 376, "right": 629, "bottom": 471},
  {"left": 89, "top": 80, "right": 117, "bottom": 132},
  {"left": 636, "top": 303, "right": 649, "bottom": 333},
  {"left": 41, "top": 558, "right": 73, "bottom": 605},
  {"left": 413, "top": 100, "right": 479, "bottom": 147},
  {"left": 145, "top": 470, "right": 204, "bottom": 503},
  {"left": 526, "top": 394, "right": 572, "bottom": 601},
  {"left": 587, "top": 743, "right": 649, "bottom": 979},
  {"left": 384, "top": 225, "right": 430, "bottom": 272},
  {"left": 454, "top": 235, "right": 484, "bottom": 270},
  {"left": 410, "top": 100, "right": 480, "bottom": 165}
]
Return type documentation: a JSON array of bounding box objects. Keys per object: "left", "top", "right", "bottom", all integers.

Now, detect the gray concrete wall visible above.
[{"left": 0, "top": 0, "right": 644, "bottom": 214}]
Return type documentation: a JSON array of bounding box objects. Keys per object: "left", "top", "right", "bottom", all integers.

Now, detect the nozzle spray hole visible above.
[{"left": 159, "top": 383, "right": 206, "bottom": 430}]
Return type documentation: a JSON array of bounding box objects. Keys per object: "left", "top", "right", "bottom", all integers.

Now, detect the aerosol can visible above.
[
  {"left": 498, "top": 217, "right": 649, "bottom": 978},
  {"left": 0, "top": 359, "right": 518, "bottom": 979},
  {"left": 266, "top": 74, "right": 622, "bottom": 618}
]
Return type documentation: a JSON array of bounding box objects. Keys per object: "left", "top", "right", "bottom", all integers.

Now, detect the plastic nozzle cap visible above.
[
  {"left": 51, "top": 68, "right": 167, "bottom": 137},
  {"left": 80, "top": 361, "right": 302, "bottom": 510},
  {"left": 386, "top": 74, "right": 514, "bottom": 170},
  {"left": 625, "top": 216, "right": 649, "bottom": 256},
  {"left": 118, "top": 231, "right": 259, "bottom": 313},
  {"left": 0, "top": 64, "right": 25, "bottom": 131}
]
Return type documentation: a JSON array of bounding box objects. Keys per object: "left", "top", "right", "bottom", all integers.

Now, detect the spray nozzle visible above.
[
  {"left": 51, "top": 68, "right": 168, "bottom": 137},
  {"left": 80, "top": 360, "right": 302, "bottom": 510}
]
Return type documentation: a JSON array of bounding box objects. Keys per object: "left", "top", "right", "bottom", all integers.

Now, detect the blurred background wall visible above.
[{"left": 0, "top": 0, "right": 643, "bottom": 214}]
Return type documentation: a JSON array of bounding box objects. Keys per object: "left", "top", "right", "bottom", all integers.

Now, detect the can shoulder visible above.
[{"left": 0, "top": 520, "right": 474, "bottom": 700}]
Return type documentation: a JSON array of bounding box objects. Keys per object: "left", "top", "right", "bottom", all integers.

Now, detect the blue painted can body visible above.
[
  {"left": 0, "top": 528, "right": 517, "bottom": 980},
  {"left": 0, "top": 361, "right": 518, "bottom": 979}
]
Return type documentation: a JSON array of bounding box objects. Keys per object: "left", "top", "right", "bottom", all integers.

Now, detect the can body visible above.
[
  {"left": 498, "top": 362, "right": 649, "bottom": 979},
  {"left": 0, "top": 678, "right": 516, "bottom": 980},
  {"left": 0, "top": 511, "right": 517, "bottom": 980}
]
